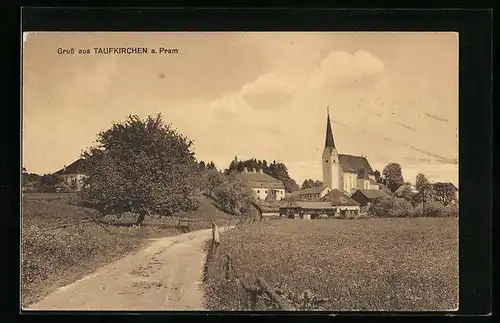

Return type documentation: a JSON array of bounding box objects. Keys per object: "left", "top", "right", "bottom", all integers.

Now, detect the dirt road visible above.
[{"left": 25, "top": 227, "right": 227, "bottom": 311}]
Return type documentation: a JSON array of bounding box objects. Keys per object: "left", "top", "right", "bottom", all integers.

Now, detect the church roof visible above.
[
  {"left": 338, "top": 154, "right": 375, "bottom": 175},
  {"left": 55, "top": 158, "right": 85, "bottom": 175},
  {"left": 325, "top": 109, "right": 336, "bottom": 149}
]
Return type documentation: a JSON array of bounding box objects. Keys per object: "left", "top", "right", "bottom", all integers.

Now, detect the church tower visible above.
[{"left": 322, "top": 107, "right": 340, "bottom": 190}]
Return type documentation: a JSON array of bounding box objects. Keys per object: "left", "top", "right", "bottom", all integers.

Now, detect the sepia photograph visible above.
[{"left": 22, "top": 31, "right": 459, "bottom": 312}]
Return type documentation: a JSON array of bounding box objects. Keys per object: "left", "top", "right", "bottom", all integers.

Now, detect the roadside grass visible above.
[
  {"left": 21, "top": 200, "right": 183, "bottom": 307},
  {"left": 204, "top": 217, "right": 458, "bottom": 311},
  {"left": 21, "top": 193, "right": 239, "bottom": 307}
]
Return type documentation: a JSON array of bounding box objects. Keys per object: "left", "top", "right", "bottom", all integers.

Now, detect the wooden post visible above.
[{"left": 256, "top": 277, "right": 295, "bottom": 310}]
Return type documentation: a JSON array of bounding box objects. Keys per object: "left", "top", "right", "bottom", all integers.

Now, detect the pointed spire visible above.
[{"left": 325, "top": 106, "right": 336, "bottom": 149}]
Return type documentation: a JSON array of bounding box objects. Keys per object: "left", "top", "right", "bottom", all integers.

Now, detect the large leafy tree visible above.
[
  {"left": 373, "top": 170, "right": 383, "bottom": 184},
  {"left": 415, "top": 173, "right": 435, "bottom": 214},
  {"left": 81, "top": 114, "right": 201, "bottom": 225},
  {"left": 382, "top": 163, "right": 405, "bottom": 192}
]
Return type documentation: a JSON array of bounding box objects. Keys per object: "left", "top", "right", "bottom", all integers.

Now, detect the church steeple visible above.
[{"left": 325, "top": 107, "right": 336, "bottom": 149}]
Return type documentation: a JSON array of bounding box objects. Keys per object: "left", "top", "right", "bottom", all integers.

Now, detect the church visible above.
[{"left": 322, "top": 109, "right": 380, "bottom": 195}]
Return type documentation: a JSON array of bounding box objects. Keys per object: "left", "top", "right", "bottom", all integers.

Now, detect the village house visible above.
[
  {"left": 432, "top": 182, "right": 459, "bottom": 204},
  {"left": 252, "top": 201, "right": 282, "bottom": 219},
  {"left": 54, "top": 158, "right": 87, "bottom": 191},
  {"left": 322, "top": 108, "right": 380, "bottom": 195},
  {"left": 236, "top": 167, "right": 286, "bottom": 201},
  {"left": 296, "top": 186, "right": 332, "bottom": 200},
  {"left": 279, "top": 189, "right": 360, "bottom": 219},
  {"left": 350, "top": 189, "right": 392, "bottom": 207}
]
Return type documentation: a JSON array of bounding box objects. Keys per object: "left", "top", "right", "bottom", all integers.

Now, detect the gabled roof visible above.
[
  {"left": 354, "top": 189, "right": 391, "bottom": 200},
  {"left": 338, "top": 154, "right": 375, "bottom": 175},
  {"left": 236, "top": 171, "right": 285, "bottom": 189},
  {"left": 55, "top": 158, "right": 85, "bottom": 175},
  {"left": 253, "top": 200, "right": 286, "bottom": 213},
  {"left": 320, "top": 189, "right": 361, "bottom": 206},
  {"left": 297, "top": 186, "right": 329, "bottom": 195},
  {"left": 395, "top": 184, "right": 418, "bottom": 195}
]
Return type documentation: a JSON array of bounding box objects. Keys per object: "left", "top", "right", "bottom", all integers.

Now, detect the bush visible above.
[
  {"left": 204, "top": 169, "right": 254, "bottom": 216},
  {"left": 23, "top": 187, "right": 40, "bottom": 193},
  {"left": 370, "top": 197, "right": 414, "bottom": 218},
  {"left": 413, "top": 200, "right": 458, "bottom": 217},
  {"left": 445, "top": 203, "right": 459, "bottom": 217}
]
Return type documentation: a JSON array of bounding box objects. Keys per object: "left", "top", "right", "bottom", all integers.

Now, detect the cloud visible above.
[
  {"left": 240, "top": 73, "right": 295, "bottom": 111},
  {"left": 308, "top": 50, "right": 384, "bottom": 91}
]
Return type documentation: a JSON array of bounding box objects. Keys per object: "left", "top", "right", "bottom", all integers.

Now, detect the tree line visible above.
[{"left": 225, "top": 157, "right": 300, "bottom": 192}]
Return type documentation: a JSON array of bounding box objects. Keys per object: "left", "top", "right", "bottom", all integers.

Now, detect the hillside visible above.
[{"left": 177, "top": 194, "right": 240, "bottom": 220}]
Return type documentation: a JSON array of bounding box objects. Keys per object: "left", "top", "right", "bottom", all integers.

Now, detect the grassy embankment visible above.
[
  {"left": 204, "top": 217, "right": 459, "bottom": 311},
  {"left": 21, "top": 193, "right": 237, "bottom": 307}
]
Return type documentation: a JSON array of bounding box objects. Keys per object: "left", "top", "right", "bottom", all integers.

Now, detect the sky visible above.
[{"left": 22, "top": 32, "right": 458, "bottom": 187}]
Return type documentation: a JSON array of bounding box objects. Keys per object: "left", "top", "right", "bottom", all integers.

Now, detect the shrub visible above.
[
  {"left": 445, "top": 203, "right": 459, "bottom": 217},
  {"left": 204, "top": 169, "right": 254, "bottom": 216},
  {"left": 370, "top": 197, "right": 414, "bottom": 218},
  {"left": 413, "top": 200, "right": 454, "bottom": 217}
]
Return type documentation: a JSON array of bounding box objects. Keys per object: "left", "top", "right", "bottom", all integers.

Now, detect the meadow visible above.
[{"left": 204, "top": 217, "right": 459, "bottom": 311}]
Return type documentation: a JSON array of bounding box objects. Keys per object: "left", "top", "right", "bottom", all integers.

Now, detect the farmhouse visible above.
[
  {"left": 296, "top": 186, "right": 331, "bottom": 200},
  {"left": 350, "top": 189, "right": 391, "bottom": 207},
  {"left": 54, "top": 158, "right": 87, "bottom": 191},
  {"left": 280, "top": 189, "right": 360, "bottom": 219},
  {"left": 322, "top": 108, "right": 380, "bottom": 195},
  {"left": 252, "top": 201, "right": 283, "bottom": 219},
  {"left": 432, "top": 182, "right": 459, "bottom": 204},
  {"left": 236, "top": 167, "right": 286, "bottom": 201}
]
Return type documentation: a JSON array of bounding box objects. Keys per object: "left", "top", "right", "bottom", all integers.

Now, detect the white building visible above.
[
  {"left": 54, "top": 158, "right": 87, "bottom": 191},
  {"left": 236, "top": 167, "right": 286, "bottom": 201},
  {"left": 296, "top": 186, "right": 332, "bottom": 200}
]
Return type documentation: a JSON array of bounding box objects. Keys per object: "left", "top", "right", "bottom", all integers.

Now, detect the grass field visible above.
[
  {"left": 21, "top": 194, "right": 238, "bottom": 307},
  {"left": 204, "top": 217, "right": 459, "bottom": 311}
]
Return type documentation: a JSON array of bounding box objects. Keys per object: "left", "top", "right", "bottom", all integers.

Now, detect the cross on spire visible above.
[{"left": 325, "top": 106, "right": 336, "bottom": 149}]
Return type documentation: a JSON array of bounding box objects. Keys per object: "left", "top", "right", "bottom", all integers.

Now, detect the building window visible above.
[{"left": 257, "top": 190, "right": 260, "bottom": 193}]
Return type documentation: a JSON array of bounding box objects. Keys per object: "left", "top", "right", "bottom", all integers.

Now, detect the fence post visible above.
[{"left": 256, "top": 277, "right": 295, "bottom": 310}]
